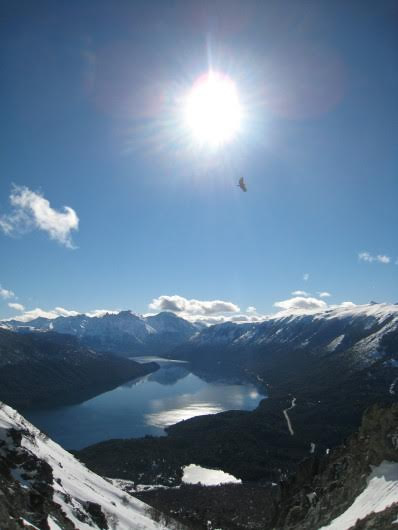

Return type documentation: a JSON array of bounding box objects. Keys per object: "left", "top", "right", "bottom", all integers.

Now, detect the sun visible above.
[{"left": 183, "top": 71, "right": 243, "bottom": 149}]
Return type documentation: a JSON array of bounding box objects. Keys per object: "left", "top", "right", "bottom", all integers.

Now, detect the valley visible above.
[
  {"left": 23, "top": 357, "right": 264, "bottom": 449},
  {"left": 1, "top": 302, "right": 398, "bottom": 528}
]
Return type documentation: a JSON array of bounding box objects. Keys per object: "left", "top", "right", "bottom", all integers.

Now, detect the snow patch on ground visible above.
[
  {"left": 326, "top": 334, "right": 345, "bottom": 352},
  {"left": 47, "top": 516, "right": 63, "bottom": 530},
  {"left": 110, "top": 478, "right": 179, "bottom": 494},
  {"left": 20, "top": 519, "right": 40, "bottom": 529},
  {"left": 390, "top": 378, "right": 398, "bottom": 396},
  {"left": 182, "top": 464, "right": 241, "bottom": 486},
  {"left": 320, "top": 461, "right": 398, "bottom": 530}
]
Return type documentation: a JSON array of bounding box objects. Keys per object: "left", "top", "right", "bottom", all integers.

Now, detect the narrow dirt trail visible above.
[{"left": 283, "top": 397, "right": 296, "bottom": 436}]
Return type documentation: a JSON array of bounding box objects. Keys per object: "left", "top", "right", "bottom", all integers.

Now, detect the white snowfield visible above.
[
  {"left": 319, "top": 461, "right": 398, "bottom": 530},
  {"left": 0, "top": 402, "right": 168, "bottom": 530},
  {"left": 182, "top": 464, "right": 242, "bottom": 486}
]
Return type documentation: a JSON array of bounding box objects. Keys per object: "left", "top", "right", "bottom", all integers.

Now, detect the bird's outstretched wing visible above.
[{"left": 238, "top": 177, "right": 247, "bottom": 192}]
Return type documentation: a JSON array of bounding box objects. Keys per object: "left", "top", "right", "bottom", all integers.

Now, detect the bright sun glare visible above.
[{"left": 184, "top": 71, "right": 243, "bottom": 148}]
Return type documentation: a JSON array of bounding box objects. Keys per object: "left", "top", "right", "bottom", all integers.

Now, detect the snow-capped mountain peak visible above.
[{"left": 3, "top": 311, "right": 199, "bottom": 356}]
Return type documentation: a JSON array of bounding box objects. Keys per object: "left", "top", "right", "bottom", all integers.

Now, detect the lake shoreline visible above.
[{"left": 23, "top": 356, "right": 265, "bottom": 450}]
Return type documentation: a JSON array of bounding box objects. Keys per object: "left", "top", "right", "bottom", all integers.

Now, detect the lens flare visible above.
[{"left": 183, "top": 71, "right": 243, "bottom": 148}]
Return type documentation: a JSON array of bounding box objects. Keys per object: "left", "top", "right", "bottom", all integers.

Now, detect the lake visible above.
[{"left": 23, "top": 357, "right": 265, "bottom": 450}]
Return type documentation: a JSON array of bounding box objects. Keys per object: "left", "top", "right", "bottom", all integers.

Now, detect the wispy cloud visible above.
[
  {"left": 7, "top": 307, "right": 80, "bottom": 322},
  {"left": 303, "top": 273, "right": 310, "bottom": 281},
  {"left": 0, "top": 285, "right": 15, "bottom": 299},
  {"left": 292, "top": 290, "right": 310, "bottom": 297},
  {"left": 339, "top": 301, "right": 356, "bottom": 308},
  {"left": 358, "top": 251, "right": 391, "bottom": 264},
  {"left": 274, "top": 296, "right": 327, "bottom": 313},
  {"left": 318, "top": 291, "right": 331, "bottom": 298},
  {"left": 0, "top": 185, "right": 79, "bottom": 248},
  {"left": 85, "top": 309, "right": 120, "bottom": 318},
  {"left": 3, "top": 306, "right": 121, "bottom": 322},
  {"left": 8, "top": 302, "right": 25, "bottom": 312},
  {"left": 191, "top": 313, "right": 265, "bottom": 326},
  {"left": 149, "top": 295, "right": 240, "bottom": 316}
]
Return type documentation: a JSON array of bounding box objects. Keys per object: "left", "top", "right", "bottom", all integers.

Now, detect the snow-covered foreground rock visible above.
[
  {"left": 0, "top": 402, "right": 176, "bottom": 529},
  {"left": 320, "top": 460, "right": 398, "bottom": 529}
]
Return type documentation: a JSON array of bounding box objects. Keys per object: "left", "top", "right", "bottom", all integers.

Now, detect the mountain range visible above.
[
  {"left": 3, "top": 303, "right": 398, "bottom": 367},
  {"left": 2, "top": 311, "right": 198, "bottom": 356}
]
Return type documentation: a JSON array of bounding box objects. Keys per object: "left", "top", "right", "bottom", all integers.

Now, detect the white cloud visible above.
[
  {"left": 318, "top": 291, "right": 331, "bottom": 298},
  {"left": 340, "top": 301, "right": 356, "bottom": 308},
  {"left": 8, "top": 302, "right": 25, "bottom": 312},
  {"left": 85, "top": 309, "right": 120, "bottom": 318},
  {"left": 0, "top": 185, "right": 79, "bottom": 248},
  {"left": 149, "top": 295, "right": 240, "bottom": 316},
  {"left": 52, "top": 307, "right": 80, "bottom": 317},
  {"left": 192, "top": 313, "right": 265, "bottom": 326},
  {"left": 377, "top": 255, "right": 391, "bottom": 264},
  {"left": 0, "top": 286, "right": 15, "bottom": 299},
  {"left": 147, "top": 295, "right": 268, "bottom": 326},
  {"left": 358, "top": 251, "right": 373, "bottom": 262},
  {"left": 358, "top": 252, "right": 391, "bottom": 264},
  {"left": 230, "top": 314, "right": 264, "bottom": 323},
  {"left": 4, "top": 306, "right": 121, "bottom": 322},
  {"left": 8, "top": 307, "right": 80, "bottom": 322},
  {"left": 303, "top": 273, "right": 310, "bottom": 281},
  {"left": 292, "top": 290, "right": 310, "bottom": 297},
  {"left": 274, "top": 296, "right": 327, "bottom": 313}
]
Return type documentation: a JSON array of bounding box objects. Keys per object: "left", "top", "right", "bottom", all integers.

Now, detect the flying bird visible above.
[{"left": 238, "top": 177, "right": 247, "bottom": 192}]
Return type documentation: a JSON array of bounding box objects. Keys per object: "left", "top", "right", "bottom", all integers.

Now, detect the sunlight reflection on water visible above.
[
  {"left": 145, "top": 404, "right": 224, "bottom": 428},
  {"left": 144, "top": 380, "right": 256, "bottom": 428}
]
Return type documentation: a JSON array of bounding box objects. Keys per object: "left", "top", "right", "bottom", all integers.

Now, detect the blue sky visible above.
[{"left": 1, "top": 0, "right": 397, "bottom": 321}]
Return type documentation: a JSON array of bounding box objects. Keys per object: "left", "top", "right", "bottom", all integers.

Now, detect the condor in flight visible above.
[{"left": 238, "top": 177, "right": 247, "bottom": 192}]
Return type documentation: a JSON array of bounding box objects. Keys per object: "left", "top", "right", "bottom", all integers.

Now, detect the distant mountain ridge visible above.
[
  {"left": 3, "top": 303, "right": 398, "bottom": 364},
  {"left": 175, "top": 303, "right": 398, "bottom": 372},
  {"left": 2, "top": 310, "right": 199, "bottom": 356},
  {"left": 4, "top": 302, "right": 398, "bottom": 356}
]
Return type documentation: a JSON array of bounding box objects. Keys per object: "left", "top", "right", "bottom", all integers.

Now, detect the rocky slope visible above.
[
  {"left": 0, "top": 401, "right": 184, "bottom": 529},
  {"left": 3, "top": 311, "right": 198, "bottom": 356},
  {"left": 0, "top": 329, "right": 158, "bottom": 409},
  {"left": 275, "top": 403, "right": 398, "bottom": 529}
]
